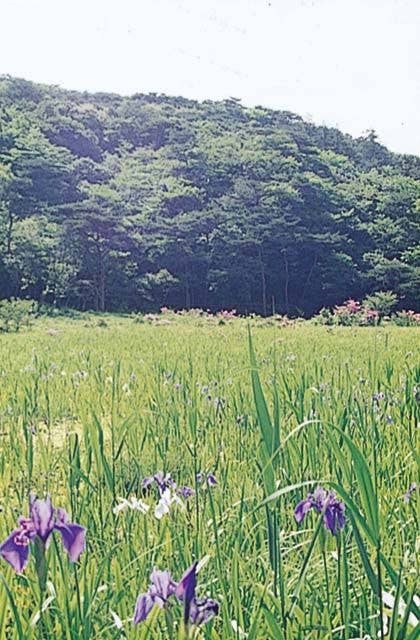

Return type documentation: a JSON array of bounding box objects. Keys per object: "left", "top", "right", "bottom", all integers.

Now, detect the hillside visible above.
[{"left": 0, "top": 75, "right": 419, "bottom": 314}]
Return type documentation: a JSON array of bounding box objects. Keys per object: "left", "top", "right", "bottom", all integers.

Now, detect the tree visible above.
[
  {"left": 0, "top": 75, "right": 419, "bottom": 313},
  {"left": 59, "top": 185, "right": 131, "bottom": 311}
]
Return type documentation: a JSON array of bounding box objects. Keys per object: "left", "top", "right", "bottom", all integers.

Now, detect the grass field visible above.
[{"left": 0, "top": 313, "right": 418, "bottom": 639}]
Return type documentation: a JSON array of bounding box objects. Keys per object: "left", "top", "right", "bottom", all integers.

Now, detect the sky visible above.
[{"left": 1, "top": 0, "right": 419, "bottom": 156}]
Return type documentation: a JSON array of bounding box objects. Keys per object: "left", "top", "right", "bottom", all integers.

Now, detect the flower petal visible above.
[
  {"left": 54, "top": 521, "right": 86, "bottom": 561},
  {"left": 312, "top": 486, "right": 328, "bottom": 512},
  {"left": 141, "top": 476, "right": 154, "bottom": 491},
  {"left": 133, "top": 592, "right": 154, "bottom": 624},
  {"left": 294, "top": 498, "right": 312, "bottom": 523},
  {"left": 154, "top": 495, "right": 170, "bottom": 520},
  {"left": 324, "top": 502, "right": 346, "bottom": 535},
  {"left": 207, "top": 473, "right": 217, "bottom": 487},
  {"left": 177, "top": 486, "right": 195, "bottom": 499},
  {"left": 0, "top": 529, "right": 31, "bottom": 573},
  {"left": 175, "top": 561, "right": 197, "bottom": 603},
  {"left": 189, "top": 597, "right": 219, "bottom": 626},
  {"left": 113, "top": 499, "right": 130, "bottom": 515},
  {"left": 30, "top": 496, "right": 54, "bottom": 542},
  {"left": 130, "top": 497, "right": 150, "bottom": 513},
  {"left": 149, "top": 568, "right": 177, "bottom": 600}
]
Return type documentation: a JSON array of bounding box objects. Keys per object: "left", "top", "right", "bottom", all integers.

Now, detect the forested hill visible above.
[{"left": 0, "top": 76, "right": 419, "bottom": 315}]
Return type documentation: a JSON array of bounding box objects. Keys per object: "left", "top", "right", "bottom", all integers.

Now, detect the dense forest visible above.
[{"left": 0, "top": 75, "right": 419, "bottom": 315}]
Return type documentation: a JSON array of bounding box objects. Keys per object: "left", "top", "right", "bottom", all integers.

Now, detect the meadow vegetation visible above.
[{"left": 0, "top": 313, "right": 418, "bottom": 638}]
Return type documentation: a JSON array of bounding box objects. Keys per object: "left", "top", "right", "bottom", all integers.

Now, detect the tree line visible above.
[{"left": 0, "top": 76, "right": 419, "bottom": 315}]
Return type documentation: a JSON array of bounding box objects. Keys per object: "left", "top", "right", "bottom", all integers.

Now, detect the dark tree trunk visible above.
[
  {"left": 259, "top": 248, "right": 267, "bottom": 316},
  {"left": 283, "top": 248, "right": 290, "bottom": 314},
  {"left": 6, "top": 209, "right": 13, "bottom": 255},
  {"left": 299, "top": 253, "right": 318, "bottom": 311},
  {"left": 99, "top": 262, "right": 105, "bottom": 312}
]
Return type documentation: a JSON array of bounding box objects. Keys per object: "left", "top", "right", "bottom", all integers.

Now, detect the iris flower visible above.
[
  {"left": 154, "top": 489, "right": 184, "bottom": 520},
  {"left": 113, "top": 496, "right": 150, "bottom": 515},
  {"left": 176, "top": 562, "right": 219, "bottom": 627},
  {"left": 134, "top": 569, "right": 178, "bottom": 623},
  {"left": 141, "top": 472, "right": 176, "bottom": 494},
  {"left": 196, "top": 472, "right": 217, "bottom": 487},
  {"left": 0, "top": 495, "right": 86, "bottom": 573},
  {"left": 403, "top": 482, "right": 417, "bottom": 503},
  {"left": 141, "top": 471, "right": 195, "bottom": 513},
  {"left": 134, "top": 562, "right": 219, "bottom": 628},
  {"left": 177, "top": 486, "right": 195, "bottom": 499},
  {"left": 189, "top": 597, "right": 219, "bottom": 625},
  {"left": 295, "top": 486, "right": 345, "bottom": 536}
]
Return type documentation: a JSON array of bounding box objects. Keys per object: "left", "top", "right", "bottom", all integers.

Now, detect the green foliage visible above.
[
  {"left": 312, "top": 306, "right": 335, "bottom": 325},
  {"left": 0, "top": 317, "right": 417, "bottom": 637},
  {"left": 0, "top": 76, "right": 419, "bottom": 313},
  {"left": 0, "top": 298, "right": 35, "bottom": 331},
  {"left": 313, "top": 294, "right": 418, "bottom": 326},
  {"left": 393, "top": 310, "right": 420, "bottom": 326},
  {"left": 138, "top": 268, "right": 179, "bottom": 302},
  {"left": 362, "top": 290, "right": 398, "bottom": 317}
]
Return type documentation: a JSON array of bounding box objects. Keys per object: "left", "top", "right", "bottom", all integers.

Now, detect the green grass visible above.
[{"left": 0, "top": 313, "right": 418, "bottom": 639}]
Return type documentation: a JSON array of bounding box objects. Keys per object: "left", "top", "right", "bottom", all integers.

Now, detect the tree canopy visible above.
[{"left": 0, "top": 75, "right": 419, "bottom": 314}]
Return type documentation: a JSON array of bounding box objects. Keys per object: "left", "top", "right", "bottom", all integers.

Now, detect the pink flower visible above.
[{"left": 345, "top": 299, "right": 361, "bottom": 314}]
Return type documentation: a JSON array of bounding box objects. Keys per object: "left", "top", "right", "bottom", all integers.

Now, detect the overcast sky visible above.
[{"left": 1, "top": 0, "right": 419, "bottom": 155}]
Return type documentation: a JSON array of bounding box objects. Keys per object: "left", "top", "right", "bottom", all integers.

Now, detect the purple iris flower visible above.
[
  {"left": 134, "top": 562, "right": 219, "bottom": 628},
  {"left": 0, "top": 496, "right": 86, "bottom": 573},
  {"left": 323, "top": 499, "right": 346, "bottom": 536},
  {"left": 176, "top": 562, "right": 218, "bottom": 628},
  {"left": 295, "top": 486, "right": 346, "bottom": 536},
  {"left": 207, "top": 473, "right": 217, "bottom": 487},
  {"left": 155, "top": 472, "right": 177, "bottom": 493},
  {"left": 141, "top": 476, "right": 155, "bottom": 491},
  {"left": 176, "top": 561, "right": 198, "bottom": 622},
  {"left": 141, "top": 472, "right": 176, "bottom": 495},
  {"left": 176, "top": 563, "right": 197, "bottom": 599},
  {"left": 134, "top": 569, "right": 177, "bottom": 623},
  {"left": 294, "top": 496, "right": 313, "bottom": 524},
  {"left": 189, "top": 598, "right": 219, "bottom": 625},
  {"left": 311, "top": 486, "right": 328, "bottom": 510},
  {"left": 196, "top": 472, "right": 217, "bottom": 487},
  {"left": 177, "top": 486, "right": 195, "bottom": 499}
]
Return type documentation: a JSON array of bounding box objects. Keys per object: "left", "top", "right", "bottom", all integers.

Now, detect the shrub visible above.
[
  {"left": 0, "top": 298, "right": 36, "bottom": 332},
  {"left": 313, "top": 296, "right": 401, "bottom": 327},
  {"left": 313, "top": 307, "right": 335, "bottom": 325},
  {"left": 394, "top": 310, "right": 420, "bottom": 326},
  {"left": 332, "top": 299, "right": 362, "bottom": 325},
  {"left": 361, "top": 307, "right": 380, "bottom": 326},
  {"left": 362, "top": 291, "right": 398, "bottom": 318}
]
